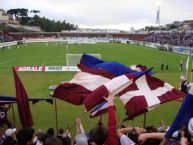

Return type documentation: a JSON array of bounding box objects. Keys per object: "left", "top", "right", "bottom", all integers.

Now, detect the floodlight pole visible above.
[{"left": 156, "top": 5, "right": 160, "bottom": 25}]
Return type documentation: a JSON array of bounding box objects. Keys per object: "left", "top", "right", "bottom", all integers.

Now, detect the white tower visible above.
[{"left": 156, "top": 0, "right": 161, "bottom": 25}]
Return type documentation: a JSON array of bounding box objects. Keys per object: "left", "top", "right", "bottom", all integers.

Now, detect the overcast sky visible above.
[{"left": 1, "top": 0, "right": 193, "bottom": 31}]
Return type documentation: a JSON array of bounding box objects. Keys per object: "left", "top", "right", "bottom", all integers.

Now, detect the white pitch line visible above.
[{"left": 0, "top": 58, "right": 15, "bottom": 65}]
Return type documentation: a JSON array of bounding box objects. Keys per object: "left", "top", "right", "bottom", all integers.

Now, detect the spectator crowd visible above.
[
  {"left": 1, "top": 88, "right": 193, "bottom": 145},
  {"left": 1, "top": 31, "right": 193, "bottom": 144},
  {"left": 144, "top": 32, "right": 193, "bottom": 47},
  {"left": 0, "top": 31, "right": 14, "bottom": 43}
]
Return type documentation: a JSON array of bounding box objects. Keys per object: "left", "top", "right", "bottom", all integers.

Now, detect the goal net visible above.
[{"left": 66, "top": 54, "right": 101, "bottom": 66}]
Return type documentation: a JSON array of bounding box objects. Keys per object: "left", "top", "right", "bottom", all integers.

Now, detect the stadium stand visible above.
[
  {"left": 144, "top": 32, "right": 193, "bottom": 47},
  {"left": 9, "top": 32, "right": 59, "bottom": 40},
  {"left": 8, "top": 32, "right": 148, "bottom": 41},
  {"left": 0, "top": 31, "right": 14, "bottom": 42}
]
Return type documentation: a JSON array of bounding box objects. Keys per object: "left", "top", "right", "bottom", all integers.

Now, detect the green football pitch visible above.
[{"left": 0, "top": 42, "right": 188, "bottom": 137}]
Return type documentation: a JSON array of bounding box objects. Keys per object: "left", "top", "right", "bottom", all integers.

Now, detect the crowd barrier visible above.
[
  {"left": 128, "top": 40, "right": 193, "bottom": 55},
  {"left": 0, "top": 41, "right": 18, "bottom": 48}
]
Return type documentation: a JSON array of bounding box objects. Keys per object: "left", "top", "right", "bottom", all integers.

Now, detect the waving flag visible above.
[
  {"left": 12, "top": 67, "right": 33, "bottom": 127},
  {"left": 53, "top": 54, "right": 150, "bottom": 105},
  {"left": 166, "top": 88, "right": 193, "bottom": 139},
  {"left": 130, "top": 64, "right": 147, "bottom": 72},
  {"left": 80, "top": 54, "right": 152, "bottom": 76},
  {"left": 80, "top": 54, "right": 136, "bottom": 76},
  {"left": 83, "top": 73, "right": 135, "bottom": 110},
  {"left": 119, "top": 75, "right": 185, "bottom": 119},
  {"left": 84, "top": 68, "right": 153, "bottom": 110},
  {"left": 53, "top": 65, "right": 115, "bottom": 105},
  {"left": 90, "top": 100, "right": 109, "bottom": 118}
]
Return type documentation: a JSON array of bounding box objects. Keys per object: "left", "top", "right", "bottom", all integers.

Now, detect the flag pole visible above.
[
  {"left": 54, "top": 98, "right": 59, "bottom": 133},
  {"left": 66, "top": 109, "right": 87, "bottom": 135},
  {"left": 143, "top": 112, "right": 147, "bottom": 128},
  {"left": 11, "top": 104, "right": 16, "bottom": 128}
]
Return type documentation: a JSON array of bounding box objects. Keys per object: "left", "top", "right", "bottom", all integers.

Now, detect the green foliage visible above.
[
  {"left": 0, "top": 43, "right": 186, "bottom": 136},
  {"left": 28, "top": 15, "right": 78, "bottom": 32},
  {"left": 169, "top": 24, "right": 178, "bottom": 30},
  {"left": 7, "top": 8, "right": 28, "bottom": 20},
  {"left": 145, "top": 26, "right": 159, "bottom": 31},
  {"left": 30, "top": 10, "right": 40, "bottom": 15},
  {"left": 6, "top": 8, "right": 78, "bottom": 32}
]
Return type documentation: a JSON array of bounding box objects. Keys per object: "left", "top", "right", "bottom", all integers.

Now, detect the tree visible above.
[
  {"left": 7, "top": 8, "right": 29, "bottom": 20},
  {"left": 17, "top": 8, "right": 28, "bottom": 18},
  {"left": 7, "top": 8, "right": 78, "bottom": 32},
  {"left": 30, "top": 10, "right": 40, "bottom": 16},
  {"left": 7, "top": 9, "right": 19, "bottom": 20},
  {"left": 169, "top": 24, "right": 177, "bottom": 30}
]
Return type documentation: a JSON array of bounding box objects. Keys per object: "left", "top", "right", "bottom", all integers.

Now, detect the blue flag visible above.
[
  {"left": 80, "top": 54, "right": 152, "bottom": 76},
  {"left": 166, "top": 93, "right": 193, "bottom": 138},
  {"left": 90, "top": 100, "right": 109, "bottom": 118}
]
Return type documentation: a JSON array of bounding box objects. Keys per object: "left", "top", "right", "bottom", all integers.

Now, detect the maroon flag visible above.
[
  {"left": 12, "top": 67, "right": 33, "bottom": 127},
  {"left": 83, "top": 73, "right": 185, "bottom": 119},
  {"left": 83, "top": 73, "right": 137, "bottom": 110},
  {"left": 53, "top": 64, "right": 114, "bottom": 105},
  {"left": 83, "top": 68, "right": 153, "bottom": 111},
  {"left": 119, "top": 75, "right": 185, "bottom": 119}
]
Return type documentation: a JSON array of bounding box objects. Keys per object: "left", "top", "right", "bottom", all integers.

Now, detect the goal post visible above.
[{"left": 66, "top": 54, "right": 101, "bottom": 66}]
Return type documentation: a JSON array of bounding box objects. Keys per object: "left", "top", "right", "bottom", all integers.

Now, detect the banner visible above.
[
  {"left": 15, "top": 66, "right": 80, "bottom": 72},
  {"left": 45, "top": 66, "right": 80, "bottom": 72},
  {"left": 15, "top": 66, "right": 45, "bottom": 72}
]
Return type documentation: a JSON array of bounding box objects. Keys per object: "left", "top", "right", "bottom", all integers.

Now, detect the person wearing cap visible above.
[
  {"left": 180, "top": 76, "right": 190, "bottom": 94},
  {"left": 3, "top": 128, "right": 17, "bottom": 145}
]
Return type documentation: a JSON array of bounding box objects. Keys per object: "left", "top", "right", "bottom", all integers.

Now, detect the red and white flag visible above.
[
  {"left": 118, "top": 75, "right": 185, "bottom": 119},
  {"left": 53, "top": 64, "right": 115, "bottom": 105},
  {"left": 83, "top": 73, "right": 137, "bottom": 110},
  {"left": 130, "top": 64, "right": 147, "bottom": 72}
]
